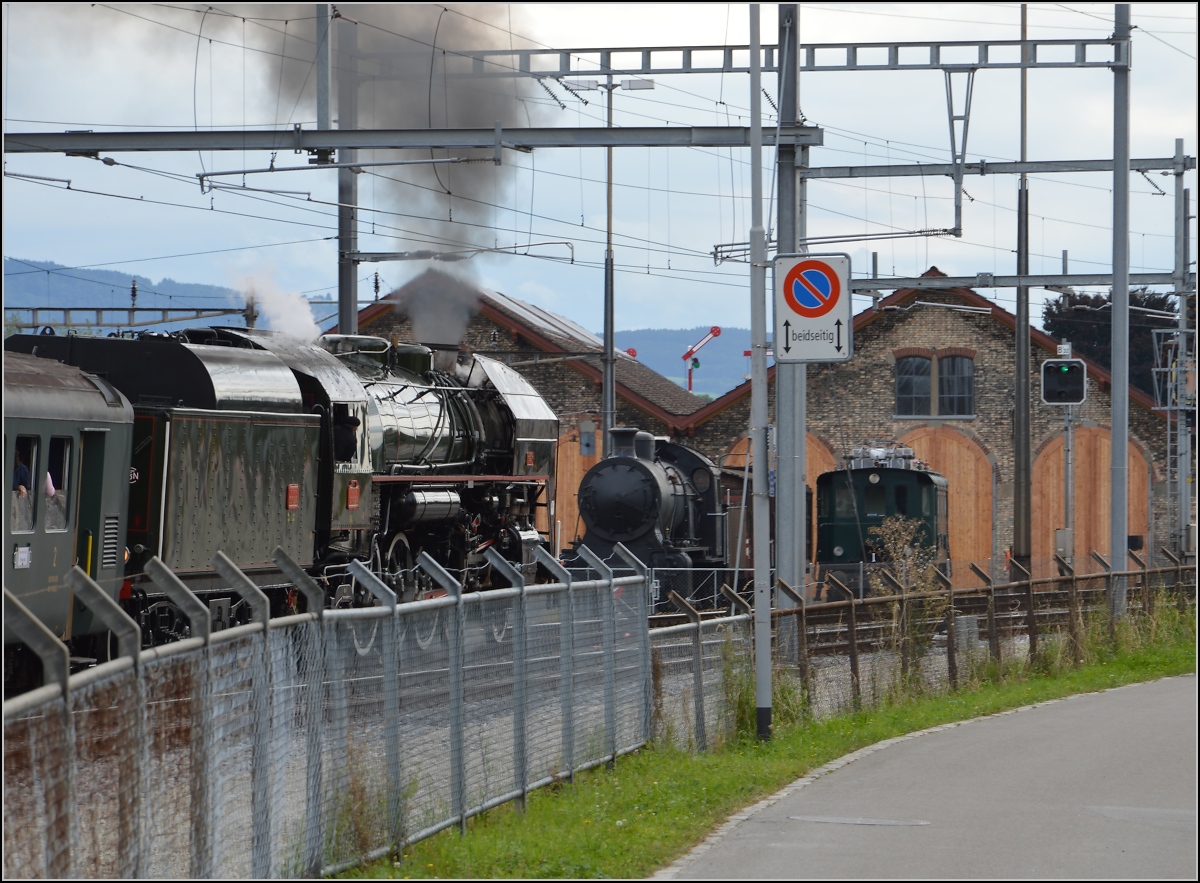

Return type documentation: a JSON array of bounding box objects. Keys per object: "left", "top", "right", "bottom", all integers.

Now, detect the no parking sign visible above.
[{"left": 774, "top": 254, "right": 853, "bottom": 363}]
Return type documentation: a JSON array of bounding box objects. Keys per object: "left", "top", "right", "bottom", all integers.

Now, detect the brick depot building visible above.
[{"left": 351, "top": 267, "right": 1171, "bottom": 576}]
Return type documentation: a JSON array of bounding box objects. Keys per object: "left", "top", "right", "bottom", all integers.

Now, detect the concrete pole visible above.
[
  {"left": 749, "top": 4, "right": 772, "bottom": 741},
  {"left": 337, "top": 16, "right": 359, "bottom": 334},
  {"left": 1110, "top": 4, "right": 1131, "bottom": 616}
]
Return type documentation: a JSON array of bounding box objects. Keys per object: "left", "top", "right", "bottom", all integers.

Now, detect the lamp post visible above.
[{"left": 567, "top": 76, "right": 655, "bottom": 457}]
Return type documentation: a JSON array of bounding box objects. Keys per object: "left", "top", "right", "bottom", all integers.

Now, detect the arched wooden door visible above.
[
  {"left": 899, "top": 426, "right": 994, "bottom": 584},
  {"left": 1033, "top": 427, "right": 1150, "bottom": 563}
]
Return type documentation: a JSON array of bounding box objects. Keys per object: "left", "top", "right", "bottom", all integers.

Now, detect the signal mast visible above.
[{"left": 682, "top": 326, "right": 721, "bottom": 392}]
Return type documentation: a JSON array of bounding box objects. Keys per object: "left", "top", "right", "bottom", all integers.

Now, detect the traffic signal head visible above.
[{"left": 1041, "top": 359, "right": 1086, "bottom": 405}]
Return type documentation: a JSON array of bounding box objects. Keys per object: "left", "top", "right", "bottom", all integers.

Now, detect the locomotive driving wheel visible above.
[
  {"left": 388, "top": 535, "right": 443, "bottom": 650},
  {"left": 411, "top": 571, "right": 444, "bottom": 651}
]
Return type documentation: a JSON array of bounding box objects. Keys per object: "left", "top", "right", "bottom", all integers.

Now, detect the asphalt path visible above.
[{"left": 656, "top": 675, "right": 1197, "bottom": 880}]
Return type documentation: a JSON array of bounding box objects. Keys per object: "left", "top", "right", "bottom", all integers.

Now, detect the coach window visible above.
[
  {"left": 833, "top": 483, "right": 856, "bottom": 518},
  {"left": 44, "top": 437, "right": 71, "bottom": 532},
  {"left": 12, "top": 436, "right": 38, "bottom": 533},
  {"left": 865, "top": 481, "right": 887, "bottom": 517}
]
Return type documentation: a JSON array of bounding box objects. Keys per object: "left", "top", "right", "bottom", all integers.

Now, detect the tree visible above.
[{"left": 1041, "top": 289, "right": 1177, "bottom": 398}]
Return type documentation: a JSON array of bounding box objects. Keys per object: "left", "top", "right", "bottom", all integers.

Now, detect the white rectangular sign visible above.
[{"left": 774, "top": 253, "right": 853, "bottom": 363}]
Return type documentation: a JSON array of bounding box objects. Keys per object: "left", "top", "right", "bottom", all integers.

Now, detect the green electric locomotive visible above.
[{"left": 815, "top": 442, "right": 949, "bottom": 599}]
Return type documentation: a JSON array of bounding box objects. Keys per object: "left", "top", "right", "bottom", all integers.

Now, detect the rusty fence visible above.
[{"left": 772, "top": 549, "right": 1196, "bottom": 719}]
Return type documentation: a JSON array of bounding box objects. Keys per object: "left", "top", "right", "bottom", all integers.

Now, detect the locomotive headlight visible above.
[
  {"left": 833, "top": 545, "right": 844, "bottom": 557},
  {"left": 868, "top": 473, "right": 880, "bottom": 484}
]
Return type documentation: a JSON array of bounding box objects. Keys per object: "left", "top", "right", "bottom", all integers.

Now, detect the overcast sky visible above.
[{"left": 3, "top": 3, "right": 1196, "bottom": 340}]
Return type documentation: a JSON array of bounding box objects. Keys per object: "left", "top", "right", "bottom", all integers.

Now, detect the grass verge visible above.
[{"left": 342, "top": 615, "right": 1194, "bottom": 880}]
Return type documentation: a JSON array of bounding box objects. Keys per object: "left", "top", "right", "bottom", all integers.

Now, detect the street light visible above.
[{"left": 565, "top": 76, "right": 655, "bottom": 457}]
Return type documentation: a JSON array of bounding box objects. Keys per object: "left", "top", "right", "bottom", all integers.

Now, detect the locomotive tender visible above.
[
  {"left": 4, "top": 326, "right": 557, "bottom": 671},
  {"left": 815, "top": 442, "right": 950, "bottom": 599}
]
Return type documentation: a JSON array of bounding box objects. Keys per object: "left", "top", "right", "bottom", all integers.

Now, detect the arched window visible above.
[
  {"left": 938, "top": 356, "right": 975, "bottom": 416},
  {"left": 896, "top": 356, "right": 932, "bottom": 416}
]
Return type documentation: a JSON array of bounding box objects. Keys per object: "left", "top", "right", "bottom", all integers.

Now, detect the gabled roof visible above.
[
  {"left": 685, "top": 266, "right": 1162, "bottom": 431},
  {"left": 347, "top": 269, "right": 711, "bottom": 422}
]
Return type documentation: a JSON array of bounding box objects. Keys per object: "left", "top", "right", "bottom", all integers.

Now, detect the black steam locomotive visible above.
[
  {"left": 568, "top": 428, "right": 728, "bottom": 608},
  {"left": 4, "top": 327, "right": 557, "bottom": 674}
]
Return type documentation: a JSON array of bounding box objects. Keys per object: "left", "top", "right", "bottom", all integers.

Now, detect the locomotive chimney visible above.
[
  {"left": 634, "top": 431, "right": 655, "bottom": 461},
  {"left": 609, "top": 427, "right": 638, "bottom": 458},
  {"left": 424, "top": 343, "right": 461, "bottom": 373}
]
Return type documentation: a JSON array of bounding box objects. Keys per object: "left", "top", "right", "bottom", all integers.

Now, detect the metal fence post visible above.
[
  {"left": 1091, "top": 550, "right": 1115, "bottom": 643},
  {"left": 1128, "top": 549, "right": 1150, "bottom": 615},
  {"left": 213, "top": 552, "right": 274, "bottom": 879},
  {"left": 272, "top": 548, "right": 327, "bottom": 877},
  {"left": 970, "top": 563, "right": 1000, "bottom": 664},
  {"left": 669, "top": 592, "right": 707, "bottom": 752},
  {"left": 1055, "top": 554, "right": 1081, "bottom": 667},
  {"left": 347, "top": 559, "right": 403, "bottom": 845},
  {"left": 485, "top": 549, "right": 528, "bottom": 811},
  {"left": 774, "top": 581, "right": 810, "bottom": 710},
  {"left": 416, "top": 552, "right": 467, "bottom": 833},
  {"left": 68, "top": 568, "right": 144, "bottom": 877},
  {"left": 146, "top": 557, "right": 213, "bottom": 878},
  {"left": 1007, "top": 556, "right": 1036, "bottom": 664},
  {"left": 2, "top": 589, "right": 75, "bottom": 879},
  {"left": 932, "top": 569, "right": 957, "bottom": 691},
  {"left": 614, "top": 544, "right": 651, "bottom": 747},
  {"left": 577, "top": 546, "right": 617, "bottom": 768},
  {"left": 826, "top": 574, "right": 860, "bottom": 707},
  {"left": 534, "top": 547, "right": 575, "bottom": 781},
  {"left": 1159, "top": 548, "right": 1186, "bottom": 614},
  {"left": 877, "top": 569, "right": 909, "bottom": 681}
]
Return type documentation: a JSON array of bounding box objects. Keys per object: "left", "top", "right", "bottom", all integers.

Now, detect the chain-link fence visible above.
[{"left": 3, "top": 543, "right": 674, "bottom": 879}]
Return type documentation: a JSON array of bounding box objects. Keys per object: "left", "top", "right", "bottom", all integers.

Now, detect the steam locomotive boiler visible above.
[{"left": 570, "top": 428, "right": 727, "bottom": 576}]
